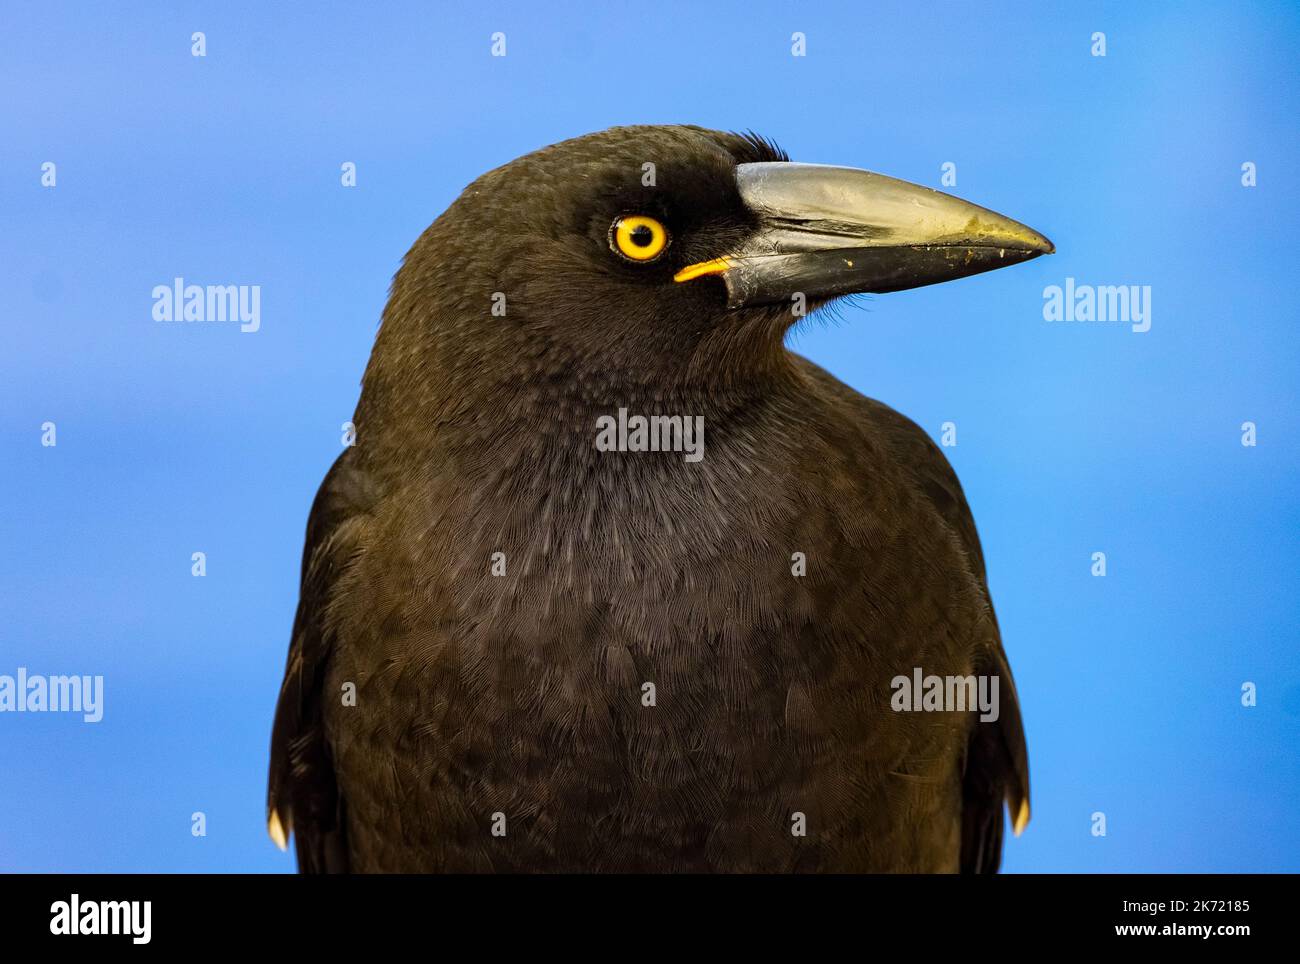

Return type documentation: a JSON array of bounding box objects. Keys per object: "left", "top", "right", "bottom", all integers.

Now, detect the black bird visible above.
[{"left": 268, "top": 125, "right": 1048, "bottom": 873}]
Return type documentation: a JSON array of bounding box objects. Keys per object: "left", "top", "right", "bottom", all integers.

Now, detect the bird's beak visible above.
[{"left": 675, "top": 162, "right": 1054, "bottom": 308}]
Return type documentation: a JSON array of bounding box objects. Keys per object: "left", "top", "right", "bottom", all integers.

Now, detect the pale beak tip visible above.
[{"left": 1014, "top": 225, "right": 1054, "bottom": 257}]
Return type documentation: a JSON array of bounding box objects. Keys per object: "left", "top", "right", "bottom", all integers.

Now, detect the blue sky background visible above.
[{"left": 2, "top": 1, "right": 1296, "bottom": 872}]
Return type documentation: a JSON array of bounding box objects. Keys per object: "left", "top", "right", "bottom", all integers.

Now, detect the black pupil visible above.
[{"left": 629, "top": 224, "right": 654, "bottom": 247}]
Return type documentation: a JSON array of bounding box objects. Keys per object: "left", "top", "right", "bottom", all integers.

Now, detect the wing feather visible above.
[
  {"left": 267, "top": 450, "right": 376, "bottom": 873},
  {"left": 793, "top": 354, "right": 1030, "bottom": 873}
]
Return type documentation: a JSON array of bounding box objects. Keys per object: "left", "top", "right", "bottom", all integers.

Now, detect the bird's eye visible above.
[{"left": 609, "top": 215, "right": 670, "bottom": 263}]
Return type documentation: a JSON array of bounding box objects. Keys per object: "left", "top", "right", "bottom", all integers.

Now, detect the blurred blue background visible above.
[{"left": 2, "top": 1, "right": 1296, "bottom": 872}]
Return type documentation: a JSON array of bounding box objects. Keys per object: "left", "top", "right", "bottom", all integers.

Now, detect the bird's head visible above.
[{"left": 378, "top": 125, "right": 1052, "bottom": 402}]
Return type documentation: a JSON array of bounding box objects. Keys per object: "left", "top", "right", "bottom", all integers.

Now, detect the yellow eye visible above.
[{"left": 610, "top": 215, "right": 670, "bottom": 263}]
